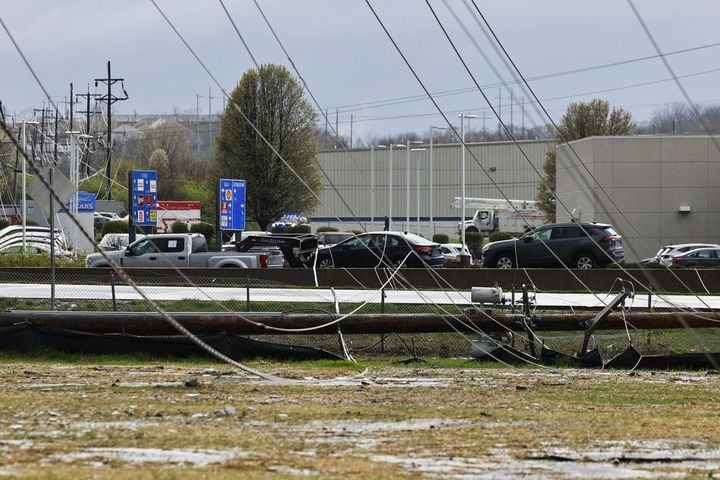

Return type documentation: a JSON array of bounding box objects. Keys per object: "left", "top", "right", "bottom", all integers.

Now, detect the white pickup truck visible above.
[{"left": 85, "top": 233, "right": 270, "bottom": 268}]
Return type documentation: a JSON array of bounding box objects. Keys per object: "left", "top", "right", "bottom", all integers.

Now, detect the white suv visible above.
[{"left": 654, "top": 243, "right": 720, "bottom": 266}]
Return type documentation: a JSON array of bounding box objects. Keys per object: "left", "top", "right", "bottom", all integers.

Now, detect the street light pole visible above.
[
  {"left": 413, "top": 148, "right": 427, "bottom": 235},
  {"left": 388, "top": 144, "right": 405, "bottom": 230},
  {"left": 429, "top": 126, "right": 446, "bottom": 238},
  {"left": 371, "top": 145, "right": 374, "bottom": 223},
  {"left": 372, "top": 145, "right": 388, "bottom": 226},
  {"left": 459, "top": 114, "right": 477, "bottom": 267},
  {"left": 21, "top": 121, "right": 27, "bottom": 250},
  {"left": 405, "top": 140, "right": 423, "bottom": 232}
]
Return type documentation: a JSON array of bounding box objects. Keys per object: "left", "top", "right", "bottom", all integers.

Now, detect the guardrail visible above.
[{"left": 0, "top": 267, "right": 717, "bottom": 293}]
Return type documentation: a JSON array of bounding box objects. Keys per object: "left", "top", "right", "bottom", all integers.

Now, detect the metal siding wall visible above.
[{"left": 313, "top": 140, "right": 553, "bottom": 231}]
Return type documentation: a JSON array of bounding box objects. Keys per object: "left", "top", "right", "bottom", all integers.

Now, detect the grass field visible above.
[{"left": 1, "top": 353, "right": 719, "bottom": 479}]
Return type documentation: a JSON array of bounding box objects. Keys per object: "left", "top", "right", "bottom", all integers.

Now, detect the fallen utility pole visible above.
[{"left": 2, "top": 310, "right": 719, "bottom": 336}]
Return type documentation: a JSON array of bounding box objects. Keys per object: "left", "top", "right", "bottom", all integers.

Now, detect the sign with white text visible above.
[{"left": 218, "top": 178, "right": 245, "bottom": 231}]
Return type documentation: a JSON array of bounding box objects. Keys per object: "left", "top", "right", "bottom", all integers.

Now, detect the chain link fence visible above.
[{"left": 0, "top": 269, "right": 719, "bottom": 365}]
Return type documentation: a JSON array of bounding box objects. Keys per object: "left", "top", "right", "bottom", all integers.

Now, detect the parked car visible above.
[
  {"left": 481, "top": 222, "right": 623, "bottom": 269},
  {"left": 439, "top": 243, "right": 474, "bottom": 264},
  {"left": 95, "top": 211, "right": 121, "bottom": 221},
  {"left": 86, "top": 233, "right": 272, "bottom": 268},
  {"left": 667, "top": 247, "right": 720, "bottom": 268},
  {"left": 317, "top": 231, "right": 355, "bottom": 248},
  {"left": 646, "top": 243, "right": 720, "bottom": 266},
  {"left": 270, "top": 213, "right": 308, "bottom": 233},
  {"left": 221, "top": 244, "right": 285, "bottom": 268},
  {"left": 0, "top": 225, "right": 70, "bottom": 253},
  {"left": 315, "top": 231, "right": 444, "bottom": 268},
  {"left": 98, "top": 233, "right": 145, "bottom": 251}
]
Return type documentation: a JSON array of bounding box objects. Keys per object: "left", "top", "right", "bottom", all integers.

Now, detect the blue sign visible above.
[
  {"left": 219, "top": 178, "right": 246, "bottom": 231},
  {"left": 76, "top": 191, "right": 96, "bottom": 212},
  {"left": 65, "top": 191, "right": 96, "bottom": 212},
  {"left": 131, "top": 170, "right": 157, "bottom": 226}
]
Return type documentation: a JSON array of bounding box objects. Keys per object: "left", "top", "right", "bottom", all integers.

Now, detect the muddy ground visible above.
[{"left": 1, "top": 359, "right": 719, "bottom": 479}]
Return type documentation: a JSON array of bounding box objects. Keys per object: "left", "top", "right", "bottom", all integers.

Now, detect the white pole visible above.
[
  {"left": 69, "top": 132, "right": 78, "bottom": 214},
  {"left": 429, "top": 126, "right": 446, "bottom": 239},
  {"left": 370, "top": 145, "right": 374, "bottom": 223},
  {"left": 429, "top": 132, "right": 434, "bottom": 239},
  {"left": 458, "top": 115, "right": 475, "bottom": 265},
  {"left": 461, "top": 117, "right": 466, "bottom": 259},
  {"left": 388, "top": 144, "right": 393, "bottom": 230},
  {"left": 416, "top": 151, "right": 420, "bottom": 235},
  {"left": 21, "top": 121, "right": 26, "bottom": 250},
  {"left": 405, "top": 139, "right": 410, "bottom": 232}
]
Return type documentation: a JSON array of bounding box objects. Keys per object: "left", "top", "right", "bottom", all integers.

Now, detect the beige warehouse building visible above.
[{"left": 556, "top": 135, "right": 720, "bottom": 262}]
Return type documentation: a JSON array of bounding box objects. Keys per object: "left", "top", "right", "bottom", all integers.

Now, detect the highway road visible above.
[{"left": 1, "top": 283, "right": 719, "bottom": 310}]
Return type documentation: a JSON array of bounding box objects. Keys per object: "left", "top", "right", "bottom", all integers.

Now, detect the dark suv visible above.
[{"left": 480, "top": 222, "right": 623, "bottom": 269}]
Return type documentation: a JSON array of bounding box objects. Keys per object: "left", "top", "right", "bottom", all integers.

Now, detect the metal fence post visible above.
[
  {"left": 110, "top": 272, "right": 117, "bottom": 312},
  {"left": 510, "top": 283, "right": 515, "bottom": 314}
]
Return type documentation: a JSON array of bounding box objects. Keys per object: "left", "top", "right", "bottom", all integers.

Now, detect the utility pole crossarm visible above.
[{"left": 94, "top": 61, "right": 128, "bottom": 200}]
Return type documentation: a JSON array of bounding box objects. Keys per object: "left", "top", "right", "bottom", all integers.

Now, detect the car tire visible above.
[
  {"left": 317, "top": 257, "right": 334, "bottom": 268},
  {"left": 466, "top": 227, "right": 479, "bottom": 234},
  {"left": 574, "top": 253, "right": 596, "bottom": 269},
  {"left": 495, "top": 254, "right": 514, "bottom": 269}
]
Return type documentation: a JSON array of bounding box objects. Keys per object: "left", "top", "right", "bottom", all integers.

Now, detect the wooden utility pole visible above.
[
  {"left": 76, "top": 85, "right": 100, "bottom": 176},
  {"left": 94, "top": 61, "right": 128, "bottom": 200},
  {"left": 208, "top": 86, "right": 214, "bottom": 155}
]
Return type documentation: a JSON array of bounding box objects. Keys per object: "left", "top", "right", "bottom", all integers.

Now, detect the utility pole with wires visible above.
[
  {"left": 94, "top": 61, "right": 128, "bottom": 200},
  {"left": 76, "top": 84, "right": 100, "bottom": 176},
  {"left": 196, "top": 93, "right": 203, "bottom": 156},
  {"left": 208, "top": 86, "right": 214, "bottom": 156},
  {"left": 509, "top": 88, "right": 514, "bottom": 137},
  {"left": 324, "top": 109, "right": 328, "bottom": 148},
  {"left": 497, "top": 88, "right": 502, "bottom": 139},
  {"left": 69, "top": 83, "right": 74, "bottom": 131},
  {"left": 33, "top": 107, "right": 53, "bottom": 154}
]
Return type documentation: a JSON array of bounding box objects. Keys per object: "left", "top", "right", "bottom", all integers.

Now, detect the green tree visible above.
[
  {"left": 536, "top": 150, "right": 557, "bottom": 221},
  {"left": 136, "top": 122, "right": 199, "bottom": 200},
  {"left": 170, "top": 220, "right": 189, "bottom": 233},
  {"left": 212, "top": 64, "right": 321, "bottom": 231},
  {"left": 537, "top": 99, "right": 634, "bottom": 221},
  {"left": 147, "top": 148, "right": 175, "bottom": 200}
]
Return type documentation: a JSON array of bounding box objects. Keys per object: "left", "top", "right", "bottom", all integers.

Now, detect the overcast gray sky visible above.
[{"left": 2, "top": 1, "right": 719, "bottom": 141}]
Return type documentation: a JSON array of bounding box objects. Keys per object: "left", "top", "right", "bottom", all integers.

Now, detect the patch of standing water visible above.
[
  {"left": 368, "top": 440, "right": 720, "bottom": 479},
  {"left": 56, "top": 447, "right": 246, "bottom": 467}
]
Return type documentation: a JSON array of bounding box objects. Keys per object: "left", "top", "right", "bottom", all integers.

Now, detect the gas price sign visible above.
[
  {"left": 218, "top": 178, "right": 246, "bottom": 231},
  {"left": 131, "top": 170, "right": 157, "bottom": 226}
]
